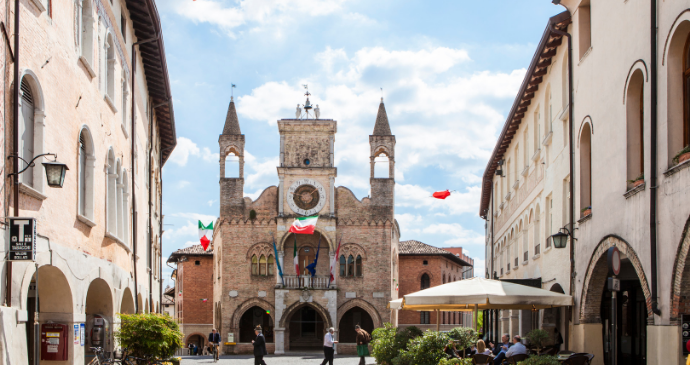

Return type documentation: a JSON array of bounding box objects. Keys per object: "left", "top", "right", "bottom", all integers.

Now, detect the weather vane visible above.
[{"left": 231, "top": 83, "right": 236, "bottom": 99}]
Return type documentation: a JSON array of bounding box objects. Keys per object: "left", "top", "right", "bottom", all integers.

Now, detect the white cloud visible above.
[
  {"left": 169, "top": 212, "right": 218, "bottom": 223},
  {"left": 168, "top": 0, "right": 349, "bottom": 37},
  {"left": 163, "top": 220, "right": 197, "bottom": 241},
  {"left": 167, "top": 137, "right": 219, "bottom": 167},
  {"left": 177, "top": 180, "right": 191, "bottom": 189},
  {"left": 168, "top": 137, "right": 200, "bottom": 167},
  {"left": 422, "top": 223, "right": 485, "bottom": 246},
  {"left": 207, "top": 200, "right": 216, "bottom": 207}
]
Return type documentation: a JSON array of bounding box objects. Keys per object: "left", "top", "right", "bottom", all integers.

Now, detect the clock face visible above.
[{"left": 287, "top": 178, "right": 327, "bottom": 216}]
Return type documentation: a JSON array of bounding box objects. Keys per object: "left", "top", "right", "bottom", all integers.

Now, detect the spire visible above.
[
  {"left": 222, "top": 96, "right": 241, "bottom": 135},
  {"left": 372, "top": 98, "right": 392, "bottom": 136}
]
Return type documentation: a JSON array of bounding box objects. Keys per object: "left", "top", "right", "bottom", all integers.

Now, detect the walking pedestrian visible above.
[
  {"left": 320, "top": 327, "right": 338, "bottom": 365},
  {"left": 252, "top": 325, "right": 268, "bottom": 365},
  {"left": 354, "top": 325, "right": 370, "bottom": 365}
]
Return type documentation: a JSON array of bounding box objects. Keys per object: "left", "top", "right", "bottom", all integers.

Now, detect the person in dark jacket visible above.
[
  {"left": 208, "top": 329, "right": 221, "bottom": 359},
  {"left": 355, "top": 325, "right": 370, "bottom": 365},
  {"left": 252, "top": 325, "right": 268, "bottom": 365}
]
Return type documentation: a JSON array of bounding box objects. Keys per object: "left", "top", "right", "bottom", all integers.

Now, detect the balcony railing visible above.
[
  {"left": 523, "top": 251, "right": 528, "bottom": 262},
  {"left": 284, "top": 275, "right": 330, "bottom": 289},
  {"left": 535, "top": 244, "right": 541, "bottom": 255}
]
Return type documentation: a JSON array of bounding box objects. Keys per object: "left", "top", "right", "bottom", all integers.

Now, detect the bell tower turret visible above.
[
  {"left": 219, "top": 97, "right": 245, "bottom": 218},
  {"left": 369, "top": 98, "right": 395, "bottom": 218}
]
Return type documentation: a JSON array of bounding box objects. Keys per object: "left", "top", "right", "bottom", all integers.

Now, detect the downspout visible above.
[
  {"left": 549, "top": 14, "right": 574, "bottom": 351},
  {"left": 649, "top": 0, "right": 661, "bottom": 317},
  {"left": 131, "top": 34, "right": 159, "bottom": 314},
  {"left": 151, "top": 101, "right": 171, "bottom": 314},
  {"left": 148, "top": 98, "right": 152, "bottom": 314},
  {"left": 5, "top": 0, "right": 19, "bottom": 307}
]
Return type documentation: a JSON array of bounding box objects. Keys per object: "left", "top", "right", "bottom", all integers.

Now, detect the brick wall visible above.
[
  {"left": 180, "top": 256, "right": 214, "bottom": 324},
  {"left": 398, "top": 255, "right": 468, "bottom": 325}
]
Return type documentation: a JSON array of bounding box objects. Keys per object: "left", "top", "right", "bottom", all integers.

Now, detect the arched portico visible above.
[{"left": 280, "top": 301, "right": 332, "bottom": 351}]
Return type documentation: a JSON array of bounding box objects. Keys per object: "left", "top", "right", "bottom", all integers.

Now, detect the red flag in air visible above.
[{"left": 432, "top": 190, "right": 451, "bottom": 199}]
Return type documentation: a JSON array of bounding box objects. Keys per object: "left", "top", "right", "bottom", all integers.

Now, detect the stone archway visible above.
[
  {"left": 579, "top": 235, "right": 651, "bottom": 322},
  {"left": 280, "top": 302, "right": 332, "bottom": 351},
  {"left": 120, "top": 287, "right": 135, "bottom": 314},
  {"left": 670, "top": 215, "right": 690, "bottom": 324},
  {"left": 85, "top": 278, "right": 114, "bottom": 361},
  {"left": 231, "top": 298, "right": 276, "bottom": 343},
  {"left": 338, "top": 306, "right": 375, "bottom": 343},
  {"left": 337, "top": 298, "right": 382, "bottom": 329}
]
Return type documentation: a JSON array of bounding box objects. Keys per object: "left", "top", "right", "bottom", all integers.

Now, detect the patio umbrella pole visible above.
[
  {"left": 474, "top": 304, "right": 478, "bottom": 332},
  {"left": 436, "top": 309, "right": 440, "bottom": 331}
]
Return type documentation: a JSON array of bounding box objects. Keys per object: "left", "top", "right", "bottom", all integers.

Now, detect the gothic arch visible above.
[
  {"left": 579, "top": 235, "right": 651, "bottom": 323},
  {"left": 224, "top": 145, "right": 242, "bottom": 157},
  {"left": 278, "top": 229, "right": 334, "bottom": 251},
  {"left": 416, "top": 271, "right": 434, "bottom": 283},
  {"left": 245, "top": 242, "right": 273, "bottom": 260},
  {"left": 184, "top": 332, "right": 207, "bottom": 344},
  {"left": 578, "top": 116, "right": 594, "bottom": 147},
  {"left": 340, "top": 243, "right": 367, "bottom": 260},
  {"left": 373, "top": 145, "right": 393, "bottom": 157},
  {"left": 279, "top": 301, "right": 332, "bottom": 328},
  {"left": 337, "top": 298, "right": 382, "bottom": 329},
  {"left": 231, "top": 298, "right": 275, "bottom": 329},
  {"left": 623, "top": 60, "right": 649, "bottom": 103},
  {"left": 670, "top": 215, "right": 690, "bottom": 324}
]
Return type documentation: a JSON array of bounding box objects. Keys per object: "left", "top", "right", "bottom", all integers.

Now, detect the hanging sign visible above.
[{"left": 8, "top": 218, "right": 36, "bottom": 261}]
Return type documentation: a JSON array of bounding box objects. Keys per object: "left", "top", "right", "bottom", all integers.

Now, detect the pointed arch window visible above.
[
  {"left": 347, "top": 255, "right": 354, "bottom": 277},
  {"left": 79, "top": 0, "right": 95, "bottom": 71},
  {"left": 78, "top": 128, "right": 95, "bottom": 222},
  {"left": 106, "top": 149, "right": 117, "bottom": 235},
  {"left": 267, "top": 255, "right": 274, "bottom": 276},
  {"left": 18, "top": 75, "right": 47, "bottom": 194},
  {"left": 340, "top": 255, "right": 346, "bottom": 276},
  {"left": 580, "top": 123, "right": 593, "bottom": 216},
  {"left": 105, "top": 33, "right": 116, "bottom": 103},
  {"left": 355, "top": 255, "right": 362, "bottom": 277},
  {"left": 251, "top": 255, "right": 258, "bottom": 276},
  {"left": 116, "top": 161, "right": 124, "bottom": 240},
  {"left": 626, "top": 70, "right": 644, "bottom": 184},
  {"left": 259, "top": 255, "right": 267, "bottom": 276},
  {"left": 421, "top": 273, "right": 430, "bottom": 290}
]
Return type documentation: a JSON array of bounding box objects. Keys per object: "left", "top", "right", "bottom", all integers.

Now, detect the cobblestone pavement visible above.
[{"left": 180, "top": 354, "right": 376, "bottom": 365}]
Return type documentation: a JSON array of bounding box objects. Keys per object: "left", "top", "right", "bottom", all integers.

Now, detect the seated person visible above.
[
  {"left": 444, "top": 340, "right": 459, "bottom": 358},
  {"left": 493, "top": 334, "right": 512, "bottom": 365},
  {"left": 476, "top": 340, "right": 493, "bottom": 356},
  {"left": 505, "top": 335, "right": 528, "bottom": 358}
]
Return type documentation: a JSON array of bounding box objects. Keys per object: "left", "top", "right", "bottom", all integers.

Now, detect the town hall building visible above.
[{"left": 211, "top": 94, "right": 400, "bottom": 355}]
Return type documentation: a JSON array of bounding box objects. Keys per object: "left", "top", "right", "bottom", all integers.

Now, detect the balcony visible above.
[
  {"left": 523, "top": 251, "right": 528, "bottom": 263},
  {"left": 507, "top": 262, "right": 511, "bottom": 271},
  {"left": 535, "top": 244, "right": 541, "bottom": 255},
  {"left": 515, "top": 258, "right": 518, "bottom": 268},
  {"left": 521, "top": 165, "right": 529, "bottom": 177},
  {"left": 283, "top": 275, "right": 330, "bottom": 289},
  {"left": 546, "top": 236, "right": 552, "bottom": 249}
]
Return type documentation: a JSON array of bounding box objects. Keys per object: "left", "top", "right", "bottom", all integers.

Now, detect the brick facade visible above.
[{"left": 212, "top": 98, "right": 400, "bottom": 355}]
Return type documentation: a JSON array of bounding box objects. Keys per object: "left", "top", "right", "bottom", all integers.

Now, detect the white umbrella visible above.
[{"left": 391, "top": 277, "right": 573, "bottom": 330}]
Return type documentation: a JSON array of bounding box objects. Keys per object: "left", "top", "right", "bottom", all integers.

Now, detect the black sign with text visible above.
[{"left": 8, "top": 218, "right": 36, "bottom": 261}]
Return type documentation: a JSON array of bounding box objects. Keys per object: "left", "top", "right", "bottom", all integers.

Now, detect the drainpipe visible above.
[
  {"left": 5, "top": 0, "right": 19, "bottom": 308},
  {"left": 160, "top": 145, "right": 174, "bottom": 312},
  {"left": 649, "top": 0, "right": 661, "bottom": 317},
  {"left": 151, "top": 101, "right": 171, "bottom": 314},
  {"left": 131, "top": 34, "right": 159, "bottom": 314},
  {"left": 548, "top": 12, "right": 574, "bottom": 351}
]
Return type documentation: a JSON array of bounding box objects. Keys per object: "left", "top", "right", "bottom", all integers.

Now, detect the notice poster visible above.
[
  {"left": 79, "top": 324, "right": 85, "bottom": 346},
  {"left": 74, "top": 324, "right": 80, "bottom": 344}
]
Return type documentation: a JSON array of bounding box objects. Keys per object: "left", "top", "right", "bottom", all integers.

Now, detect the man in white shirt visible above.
[
  {"left": 505, "top": 335, "right": 528, "bottom": 358},
  {"left": 320, "top": 327, "right": 338, "bottom": 365}
]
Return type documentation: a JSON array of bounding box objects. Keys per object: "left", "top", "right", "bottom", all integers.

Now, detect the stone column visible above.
[
  {"left": 280, "top": 135, "right": 285, "bottom": 166},
  {"left": 329, "top": 176, "right": 335, "bottom": 216},
  {"left": 329, "top": 136, "right": 334, "bottom": 167},
  {"left": 274, "top": 328, "right": 285, "bottom": 354},
  {"left": 278, "top": 176, "right": 284, "bottom": 216}
]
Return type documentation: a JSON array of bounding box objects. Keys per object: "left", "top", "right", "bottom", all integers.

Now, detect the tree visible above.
[
  {"left": 114, "top": 313, "right": 184, "bottom": 360},
  {"left": 526, "top": 328, "right": 550, "bottom": 353},
  {"left": 447, "top": 327, "right": 478, "bottom": 358}
]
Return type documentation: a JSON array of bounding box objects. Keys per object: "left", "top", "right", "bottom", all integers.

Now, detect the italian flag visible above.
[
  {"left": 289, "top": 215, "right": 318, "bottom": 234},
  {"left": 198, "top": 220, "right": 213, "bottom": 251}
]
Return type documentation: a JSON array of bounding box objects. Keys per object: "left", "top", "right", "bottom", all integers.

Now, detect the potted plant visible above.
[
  {"left": 581, "top": 206, "right": 591, "bottom": 217},
  {"left": 627, "top": 174, "right": 644, "bottom": 188},
  {"left": 673, "top": 145, "right": 690, "bottom": 165},
  {"left": 526, "top": 329, "right": 550, "bottom": 354}
]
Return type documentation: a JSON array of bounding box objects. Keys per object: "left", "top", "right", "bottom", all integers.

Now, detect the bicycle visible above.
[{"left": 210, "top": 342, "right": 220, "bottom": 362}]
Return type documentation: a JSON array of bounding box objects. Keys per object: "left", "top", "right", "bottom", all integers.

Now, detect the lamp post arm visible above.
[{"left": 7, "top": 153, "right": 57, "bottom": 177}]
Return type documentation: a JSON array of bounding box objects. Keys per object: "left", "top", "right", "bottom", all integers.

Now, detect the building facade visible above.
[
  {"left": 482, "top": 1, "right": 690, "bottom": 364},
  {"left": 397, "top": 240, "right": 473, "bottom": 331},
  {"left": 168, "top": 246, "right": 214, "bottom": 350},
  {"left": 212, "top": 96, "right": 400, "bottom": 355},
  {"left": 479, "top": 11, "right": 572, "bottom": 349},
  {"left": 0, "top": 1, "right": 175, "bottom": 365}
]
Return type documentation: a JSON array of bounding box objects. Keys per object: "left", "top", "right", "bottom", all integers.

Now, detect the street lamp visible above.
[
  {"left": 550, "top": 227, "right": 573, "bottom": 249},
  {"left": 42, "top": 160, "right": 69, "bottom": 188}
]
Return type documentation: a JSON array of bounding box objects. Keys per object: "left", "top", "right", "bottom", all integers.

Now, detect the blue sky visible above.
[{"left": 156, "top": 0, "right": 564, "bottom": 287}]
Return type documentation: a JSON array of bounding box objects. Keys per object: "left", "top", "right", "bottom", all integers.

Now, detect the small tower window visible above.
[
  {"left": 304, "top": 159, "right": 310, "bottom": 166},
  {"left": 423, "top": 260, "right": 428, "bottom": 266},
  {"left": 195, "top": 260, "right": 200, "bottom": 266}
]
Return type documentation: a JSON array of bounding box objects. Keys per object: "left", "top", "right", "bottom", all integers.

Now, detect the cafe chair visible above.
[
  {"left": 471, "top": 354, "right": 492, "bottom": 365},
  {"left": 502, "top": 354, "right": 529, "bottom": 364},
  {"left": 562, "top": 354, "right": 592, "bottom": 365},
  {"left": 538, "top": 347, "right": 557, "bottom": 356}
]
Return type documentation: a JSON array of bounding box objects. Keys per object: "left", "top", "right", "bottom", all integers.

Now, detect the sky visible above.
[{"left": 156, "top": 0, "right": 565, "bottom": 288}]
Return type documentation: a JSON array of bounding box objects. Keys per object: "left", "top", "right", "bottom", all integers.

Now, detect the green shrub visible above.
[
  {"left": 525, "top": 329, "right": 550, "bottom": 353},
  {"left": 371, "top": 324, "right": 425, "bottom": 365},
  {"left": 518, "top": 355, "right": 561, "bottom": 365},
  {"left": 447, "top": 327, "right": 478, "bottom": 357},
  {"left": 114, "top": 313, "right": 183, "bottom": 360},
  {"left": 393, "top": 330, "right": 449, "bottom": 365},
  {"left": 437, "top": 358, "right": 473, "bottom": 365}
]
